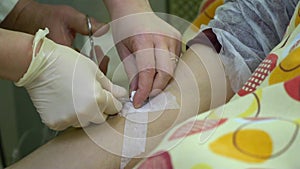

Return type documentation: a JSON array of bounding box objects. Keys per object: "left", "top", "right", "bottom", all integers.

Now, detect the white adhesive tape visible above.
[
  {"left": 120, "top": 111, "right": 148, "bottom": 169},
  {"left": 120, "top": 92, "right": 179, "bottom": 169},
  {"left": 121, "top": 92, "right": 179, "bottom": 116}
]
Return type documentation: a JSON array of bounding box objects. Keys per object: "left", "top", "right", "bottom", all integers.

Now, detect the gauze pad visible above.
[{"left": 120, "top": 92, "right": 179, "bottom": 169}]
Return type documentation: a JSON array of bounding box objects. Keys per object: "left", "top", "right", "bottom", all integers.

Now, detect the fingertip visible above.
[
  {"left": 133, "top": 100, "right": 142, "bottom": 109},
  {"left": 114, "top": 99, "right": 123, "bottom": 113},
  {"left": 106, "top": 96, "right": 123, "bottom": 115},
  {"left": 132, "top": 90, "right": 147, "bottom": 109},
  {"left": 98, "top": 89, "right": 123, "bottom": 115}
]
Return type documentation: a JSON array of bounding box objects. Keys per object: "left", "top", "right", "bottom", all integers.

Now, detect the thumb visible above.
[
  {"left": 99, "top": 89, "right": 123, "bottom": 115},
  {"left": 96, "top": 70, "right": 128, "bottom": 99}
]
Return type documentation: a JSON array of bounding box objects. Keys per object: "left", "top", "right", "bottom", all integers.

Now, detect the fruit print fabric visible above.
[{"left": 135, "top": 1, "right": 300, "bottom": 169}]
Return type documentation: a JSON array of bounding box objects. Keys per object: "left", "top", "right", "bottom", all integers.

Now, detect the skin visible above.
[
  {"left": 0, "top": 1, "right": 232, "bottom": 167},
  {"left": 0, "top": 0, "right": 104, "bottom": 47},
  {"left": 0, "top": 28, "right": 34, "bottom": 82},
  {"left": 1, "top": 0, "right": 182, "bottom": 108},
  {"left": 4, "top": 43, "right": 234, "bottom": 169},
  {"left": 103, "top": 0, "right": 182, "bottom": 108}
]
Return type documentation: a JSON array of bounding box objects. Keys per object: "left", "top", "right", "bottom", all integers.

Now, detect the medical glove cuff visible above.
[{"left": 15, "top": 28, "right": 55, "bottom": 87}]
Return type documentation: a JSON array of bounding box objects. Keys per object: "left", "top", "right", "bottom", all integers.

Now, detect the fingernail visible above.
[{"left": 134, "top": 102, "right": 142, "bottom": 109}]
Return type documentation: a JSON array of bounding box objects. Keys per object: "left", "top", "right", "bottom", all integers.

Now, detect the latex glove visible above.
[
  {"left": 15, "top": 28, "right": 127, "bottom": 131},
  {"left": 110, "top": 12, "right": 182, "bottom": 108},
  {"left": 0, "top": 0, "right": 106, "bottom": 47}
]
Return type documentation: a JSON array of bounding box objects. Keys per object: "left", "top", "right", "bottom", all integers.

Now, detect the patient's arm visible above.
[{"left": 7, "top": 44, "right": 234, "bottom": 169}]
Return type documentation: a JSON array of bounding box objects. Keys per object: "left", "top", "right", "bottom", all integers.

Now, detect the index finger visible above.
[{"left": 131, "top": 40, "right": 156, "bottom": 108}]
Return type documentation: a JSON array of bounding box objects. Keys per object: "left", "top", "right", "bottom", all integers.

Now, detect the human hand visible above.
[
  {"left": 15, "top": 29, "right": 127, "bottom": 131},
  {"left": 110, "top": 13, "right": 181, "bottom": 108},
  {"left": 0, "top": 0, "right": 106, "bottom": 47}
]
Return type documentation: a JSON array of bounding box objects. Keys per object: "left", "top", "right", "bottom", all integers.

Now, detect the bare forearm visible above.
[
  {"left": 103, "top": 0, "right": 152, "bottom": 19},
  {"left": 0, "top": 28, "right": 33, "bottom": 82}
]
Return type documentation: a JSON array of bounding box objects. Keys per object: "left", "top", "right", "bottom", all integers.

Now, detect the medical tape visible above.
[
  {"left": 119, "top": 92, "right": 179, "bottom": 169},
  {"left": 121, "top": 92, "right": 179, "bottom": 116}
]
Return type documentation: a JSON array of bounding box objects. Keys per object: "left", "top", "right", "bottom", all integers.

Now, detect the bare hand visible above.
[
  {"left": 111, "top": 13, "right": 181, "bottom": 108},
  {"left": 1, "top": 0, "right": 107, "bottom": 47}
]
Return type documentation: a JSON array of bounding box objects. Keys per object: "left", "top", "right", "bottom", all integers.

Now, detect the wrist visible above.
[
  {"left": 15, "top": 28, "right": 52, "bottom": 86},
  {"left": 0, "top": 0, "right": 45, "bottom": 36},
  {"left": 13, "top": 32, "right": 35, "bottom": 82},
  {"left": 104, "top": 0, "right": 153, "bottom": 19},
  {"left": 0, "top": 0, "right": 34, "bottom": 30},
  {"left": 0, "top": 29, "right": 33, "bottom": 82}
]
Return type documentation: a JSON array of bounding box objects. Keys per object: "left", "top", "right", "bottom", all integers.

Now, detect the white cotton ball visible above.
[{"left": 130, "top": 91, "right": 136, "bottom": 102}]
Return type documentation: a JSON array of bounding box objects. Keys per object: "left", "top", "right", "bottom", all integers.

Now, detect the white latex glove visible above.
[
  {"left": 15, "top": 28, "right": 127, "bottom": 131},
  {"left": 110, "top": 12, "right": 181, "bottom": 108}
]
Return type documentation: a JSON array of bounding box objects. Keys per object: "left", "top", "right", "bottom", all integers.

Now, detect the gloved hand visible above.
[{"left": 15, "top": 28, "right": 127, "bottom": 131}]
